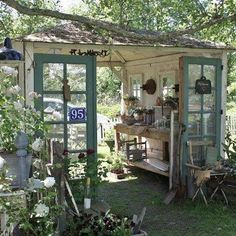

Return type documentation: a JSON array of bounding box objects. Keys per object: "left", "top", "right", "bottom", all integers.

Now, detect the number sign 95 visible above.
[{"left": 69, "top": 108, "right": 86, "bottom": 121}]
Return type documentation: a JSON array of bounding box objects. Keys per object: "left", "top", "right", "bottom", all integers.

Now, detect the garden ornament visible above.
[
  {"left": 0, "top": 37, "right": 22, "bottom": 60},
  {"left": 141, "top": 79, "right": 156, "bottom": 94}
]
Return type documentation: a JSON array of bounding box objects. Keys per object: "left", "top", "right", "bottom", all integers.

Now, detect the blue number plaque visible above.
[{"left": 69, "top": 108, "right": 86, "bottom": 121}]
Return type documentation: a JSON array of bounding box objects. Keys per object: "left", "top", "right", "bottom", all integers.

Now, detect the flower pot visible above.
[
  {"left": 134, "top": 113, "right": 144, "bottom": 121},
  {"left": 84, "top": 198, "right": 91, "bottom": 209},
  {"left": 1, "top": 153, "right": 32, "bottom": 188},
  {"left": 109, "top": 170, "right": 127, "bottom": 179}
]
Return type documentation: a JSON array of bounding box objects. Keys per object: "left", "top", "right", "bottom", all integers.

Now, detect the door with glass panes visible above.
[
  {"left": 181, "top": 57, "right": 222, "bottom": 180},
  {"left": 34, "top": 54, "right": 96, "bottom": 155}
]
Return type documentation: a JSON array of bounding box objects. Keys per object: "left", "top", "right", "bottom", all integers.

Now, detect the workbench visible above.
[{"left": 114, "top": 123, "right": 171, "bottom": 176}]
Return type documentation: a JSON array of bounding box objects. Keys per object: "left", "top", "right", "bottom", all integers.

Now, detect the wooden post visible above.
[
  {"left": 114, "top": 127, "right": 121, "bottom": 152},
  {"left": 52, "top": 141, "right": 66, "bottom": 236}
]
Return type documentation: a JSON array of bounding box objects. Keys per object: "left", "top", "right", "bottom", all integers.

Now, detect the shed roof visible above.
[{"left": 19, "top": 22, "right": 232, "bottom": 50}]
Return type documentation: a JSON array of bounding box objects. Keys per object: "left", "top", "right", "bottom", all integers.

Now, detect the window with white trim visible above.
[
  {"left": 160, "top": 72, "right": 176, "bottom": 99},
  {"left": 130, "top": 74, "right": 142, "bottom": 100}
]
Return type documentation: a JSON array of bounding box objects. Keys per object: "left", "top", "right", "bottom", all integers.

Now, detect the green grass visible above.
[{"left": 97, "top": 145, "right": 236, "bottom": 236}]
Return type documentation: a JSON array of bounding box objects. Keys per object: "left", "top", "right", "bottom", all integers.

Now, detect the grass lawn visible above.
[{"left": 97, "top": 144, "right": 236, "bottom": 236}]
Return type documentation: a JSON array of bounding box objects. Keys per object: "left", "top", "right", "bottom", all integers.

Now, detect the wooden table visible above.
[{"left": 114, "top": 123, "right": 169, "bottom": 148}]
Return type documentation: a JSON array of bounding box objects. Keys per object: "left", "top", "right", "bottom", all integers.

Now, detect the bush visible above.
[{"left": 97, "top": 104, "right": 120, "bottom": 119}]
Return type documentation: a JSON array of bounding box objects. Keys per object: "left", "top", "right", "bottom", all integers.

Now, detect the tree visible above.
[
  {"left": 1, "top": 0, "right": 236, "bottom": 43},
  {"left": 96, "top": 67, "right": 121, "bottom": 105},
  {"left": 0, "top": 0, "right": 58, "bottom": 41}
]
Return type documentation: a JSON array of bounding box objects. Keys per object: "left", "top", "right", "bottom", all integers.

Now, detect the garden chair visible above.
[
  {"left": 186, "top": 140, "right": 213, "bottom": 205},
  {"left": 125, "top": 138, "right": 147, "bottom": 161}
]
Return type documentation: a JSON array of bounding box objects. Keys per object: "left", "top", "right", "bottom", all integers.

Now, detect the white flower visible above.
[
  {"left": 32, "top": 138, "right": 44, "bottom": 152},
  {"left": 33, "top": 158, "right": 42, "bottom": 169},
  {"left": 28, "top": 91, "right": 42, "bottom": 100},
  {"left": 0, "top": 156, "right": 6, "bottom": 169},
  {"left": 8, "top": 85, "right": 21, "bottom": 95},
  {"left": 34, "top": 203, "right": 49, "bottom": 217},
  {"left": 43, "top": 177, "right": 55, "bottom": 188},
  {"left": 2, "top": 66, "right": 18, "bottom": 76},
  {"left": 52, "top": 110, "right": 62, "bottom": 120},
  {"left": 28, "top": 178, "right": 43, "bottom": 190},
  {"left": 13, "top": 101, "right": 23, "bottom": 110}
]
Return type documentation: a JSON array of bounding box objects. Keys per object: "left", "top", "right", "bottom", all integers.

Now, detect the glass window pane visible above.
[
  {"left": 47, "top": 124, "right": 64, "bottom": 143},
  {"left": 203, "top": 65, "right": 215, "bottom": 87},
  {"left": 188, "top": 113, "right": 201, "bottom": 135},
  {"left": 67, "top": 64, "right": 86, "bottom": 91},
  {"left": 67, "top": 94, "right": 86, "bottom": 122},
  {"left": 161, "top": 76, "right": 175, "bottom": 98},
  {"left": 189, "top": 89, "right": 201, "bottom": 111},
  {"left": 132, "top": 78, "right": 141, "bottom": 99},
  {"left": 203, "top": 91, "right": 215, "bottom": 111},
  {"left": 188, "top": 138, "right": 207, "bottom": 166},
  {"left": 203, "top": 113, "right": 215, "bottom": 135},
  {"left": 189, "top": 64, "right": 201, "bottom": 87},
  {"left": 43, "top": 63, "right": 63, "bottom": 91},
  {"left": 68, "top": 124, "right": 87, "bottom": 150},
  {"left": 43, "top": 95, "right": 64, "bottom": 121}
]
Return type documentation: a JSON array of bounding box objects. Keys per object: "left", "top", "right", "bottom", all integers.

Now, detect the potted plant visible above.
[
  {"left": 0, "top": 147, "right": 62, "bottom": 236},
  {"left": 63, "top": 211, "right": 147, "bottom": 235},
  {"left": 132, "top": 108, "right": 144, "bottom": 121},
  {"left": 109, "top": 153, "right": 127, "bottom": 179},
  {"left": 123, "top": 95, "right": 139, "bottom": 107}
]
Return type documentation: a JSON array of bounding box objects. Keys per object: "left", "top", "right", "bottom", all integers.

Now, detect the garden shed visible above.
[{"left": 8, "top": 21, "right": 234, "bottom": 191}]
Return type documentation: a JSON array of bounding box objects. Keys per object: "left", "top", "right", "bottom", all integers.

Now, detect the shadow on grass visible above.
[{"left": 98, "top": 167, "right": 236, "bottom": 236}]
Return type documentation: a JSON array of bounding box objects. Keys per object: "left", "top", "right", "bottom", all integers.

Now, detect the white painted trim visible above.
[
  {"left": 112, "top": 50, "right": 126, "bottom": 63},
  {"left": 221, "top": 51, "right": 227, "bottom": 158},
  {"left": 24, "top": 42, "right": 34, "bottom": 106},
  {"left": 24, "top": 41, "right": 230, "bottom": 54},
  {"left": 125, "top": 52, "right": 224, "bottom": 68}
]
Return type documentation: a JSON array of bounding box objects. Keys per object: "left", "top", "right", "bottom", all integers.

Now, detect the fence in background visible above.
[{"left": 97, "top": 117, "right": 120, "bottom": 143}]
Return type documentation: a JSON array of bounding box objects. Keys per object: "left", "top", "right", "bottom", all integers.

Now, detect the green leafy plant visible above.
[
  {"left": 108, "top": 152, "right": 126, "bottom": 174},
  {"left": 104, "top": 129, "right": 115, "bottom": 141},
  {"left": 64, "top": 211, "right": 132, "bottom": 236},
  {"left": 132, "top": 108, "right": 144, "bottom": 115},
  {"left": 65, "top": 149, "right": 108, "bottom": 203},
  {"left": 222, "top": 131, "right": 236, "bottom": 168}
]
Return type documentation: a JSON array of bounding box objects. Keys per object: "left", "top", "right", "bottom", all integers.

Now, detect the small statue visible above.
[{"left": 63, "top": 79, "right": 71, "bottom": 101}]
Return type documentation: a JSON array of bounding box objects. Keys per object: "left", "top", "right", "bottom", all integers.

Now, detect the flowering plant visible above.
[
  {"left": 0, "top": 66, "right": 45, "bottom": 153},
  {"left": 0, "top": 154, "right": 62, "bottom": 236},
  {"left": 65, "top": 148, "right": 108, "bottom": 203}
]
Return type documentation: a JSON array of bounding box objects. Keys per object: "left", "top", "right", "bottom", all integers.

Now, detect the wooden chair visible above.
[{"left": 186, "top": 140, "right": 213, "bottom": 205}]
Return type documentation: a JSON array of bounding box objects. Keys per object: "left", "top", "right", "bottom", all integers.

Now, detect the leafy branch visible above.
[{"left": 1, "top": 0, "right": 236, "bottom": 43}]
